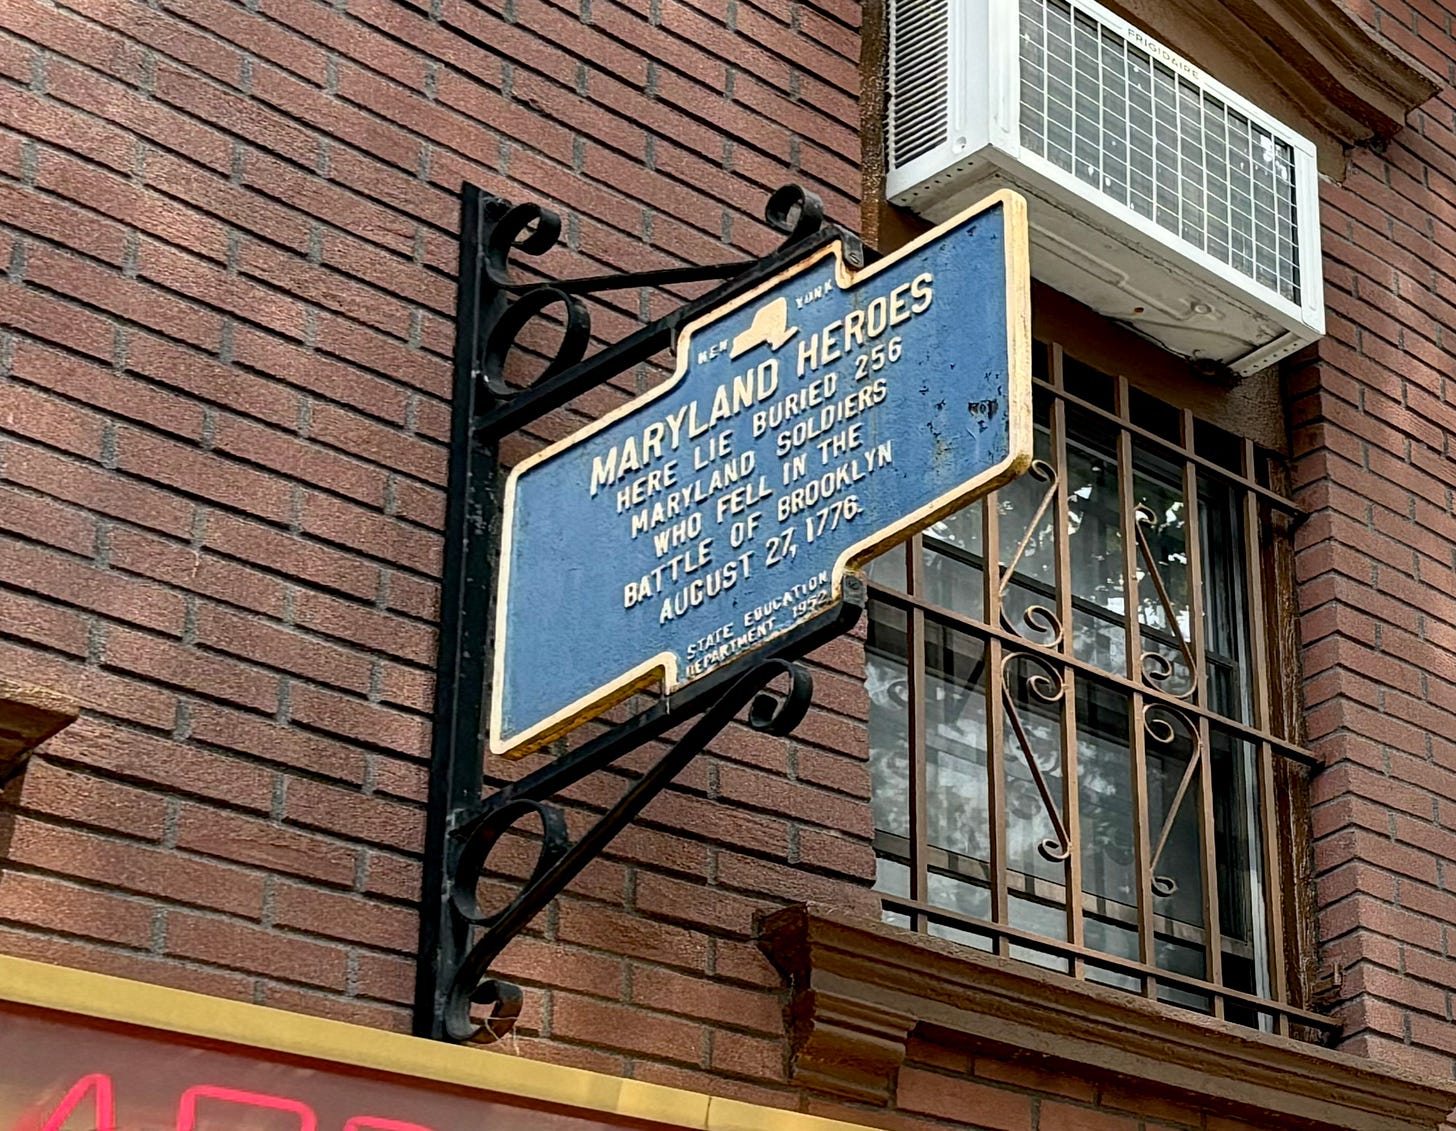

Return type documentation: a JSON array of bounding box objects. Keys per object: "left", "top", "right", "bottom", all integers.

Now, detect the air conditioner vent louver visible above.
[
  {"left": 1017, "top": 0, "right": 1301, "bottom": 305},
  {"left": 889, "top": 0, "right": 951, "bottom": 169},
  {"left": 885, "top": 0, "right": 1323, "bottom": 376}
]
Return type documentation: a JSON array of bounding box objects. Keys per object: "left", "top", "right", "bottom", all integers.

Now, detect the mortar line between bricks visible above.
[
  {"left": 0, "top": 407, "right": 450, "bottom": 582},
  {"left": 13, "top": 47, "right": 465, "bottom": 245},
  {"left": 0, "top": 504, "right": 446, "bottom": 655},
  {"left": 0, "top": 453, "right": 446, "bottom": 600},
  {"left": 387, "top": 14, "right": 861, "bottom": 196},
  {"left": 71, "top": 212, "right": 466, "bottom": 355},
  {"left": 46, "top": 0, "right": 275, "bottom": 90},
  {"left": 0, "top": 580, "right": 437, "bottom": 710},
  {"left": 633, "top": 6, "right": 859, "bottom": 102},
  {"left": 159, "top": 35, "right": 707, "bottom": 254},
  {"left": 7, "top": 122, "right": 464, "bottom": 291}
]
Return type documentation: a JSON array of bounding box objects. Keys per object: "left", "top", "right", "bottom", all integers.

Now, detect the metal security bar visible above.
[{"left": 863, "top": 340, "right": 1334, "bottom": 1037}]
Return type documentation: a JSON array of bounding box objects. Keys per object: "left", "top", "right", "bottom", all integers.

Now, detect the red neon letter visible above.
[
  {"left": 35, "top": 1074, "right": 115, "bottom": 1131},
  {"left": 176, "top": 1086, "right": 317, "bottom": 1131},
  {"left": 344, "top": 1119, "right": 436, "bottom": 1131}
]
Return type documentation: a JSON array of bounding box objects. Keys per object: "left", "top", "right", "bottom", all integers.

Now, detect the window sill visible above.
[
  {"left": 0, "top": 678, "right": 78, "bottom": 781},
  {"left": 756, "top": 905, "right": 1456, "bottom": 1131}
]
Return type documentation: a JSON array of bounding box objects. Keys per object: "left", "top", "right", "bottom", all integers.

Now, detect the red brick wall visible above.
[
  {"left": 9, "top": 0, "right": 1456, "bottom": 1119},
  {"left": 1291, "top": 8, "right": 1456, "bottom": 1079},
  {"left": 864, "top": 1041, "right": 1270, "bottom": 1131},
  {"left": 0, "top": 0, "right": 872, "bottom": 1079}
]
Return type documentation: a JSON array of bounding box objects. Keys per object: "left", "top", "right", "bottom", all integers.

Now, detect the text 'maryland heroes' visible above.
[{"left": 492, "top": 191, "right": 1032, "bottom": 757}]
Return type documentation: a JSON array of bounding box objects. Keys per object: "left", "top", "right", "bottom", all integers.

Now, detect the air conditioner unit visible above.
[{"left": 886, "top": 0, "right": 1324, "bottom": 375}]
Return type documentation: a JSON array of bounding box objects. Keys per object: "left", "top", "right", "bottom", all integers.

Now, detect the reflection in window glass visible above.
[
  {"left": 1066, "top": 415, "right": 1125, "bottom": 674},
  {"left": 925, "top": 623, "right": 990, "bottom": 860},
  {"left": 923, "top": 504, "right": 984, "bottom": 620},
  {"left": 867, "top": 606, "right": 910, "bottom": 841}
]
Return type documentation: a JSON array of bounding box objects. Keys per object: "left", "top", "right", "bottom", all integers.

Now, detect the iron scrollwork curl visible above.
[
  {"left": 1001, "top": 650, "right": 1073, "bottom": 863},
  {"left": 442, "top": 655, "right": 819, "bottom": 1044},
  {"left": 473, "top": 200, "right": 593, "bottom": 400},
  {"left": 442, "top": 798, "right": 570, "bottom": 1041},
  {"left": 472, "top": 185, "right": 844, "bottom": 412},
  {"left": 485, "top": 201, "right": 563, "bottom": 287},
  {"left": 999, "top": 459, "right": 1064, "bottom": 648},
  {"left": 481, "top": 285, "right": 592, "bottom": 399},
  {"left": 1142, "top": 701, "right": 1203, "bottom": 898},
  {"left": 765, "top": 184, "right": 828, "bottom": 246},
  {"left": 1133, "top": 504, "right": 1200, "bottom": 701}
]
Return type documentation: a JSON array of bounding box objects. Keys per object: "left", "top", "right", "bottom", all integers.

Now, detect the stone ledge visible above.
[
  {"left": 0, "top": 678, "right": 78, "bottom": 782},
  {"left": 757, "top": 905, "right": 1456, "bottom": 1131}
]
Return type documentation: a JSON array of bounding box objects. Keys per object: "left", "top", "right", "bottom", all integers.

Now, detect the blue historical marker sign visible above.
[{"left": 490, "top": 190, "right": 1032, "bottom": 757}]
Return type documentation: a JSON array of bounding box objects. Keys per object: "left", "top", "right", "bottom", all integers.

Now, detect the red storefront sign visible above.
[
  {"left": 0, "top": 957, "right": 837, "bottom": 1131},
  {"left": 5, "top": 1004, "right": 629, "bottom": 1131}
]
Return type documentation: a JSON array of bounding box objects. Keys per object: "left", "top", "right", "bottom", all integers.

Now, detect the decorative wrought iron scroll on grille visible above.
[
  {"left": 414, "top": 183, "right": 867, "bottom": 1044},
  {"left": 864, "top": 350, "right": 1338, "bottom": 1039}
]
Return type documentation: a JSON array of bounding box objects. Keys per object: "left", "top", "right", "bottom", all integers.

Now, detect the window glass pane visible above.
[
  {"left": 922, "top": 505, "right": 983, "bottom": 619},
  {"left": 877, "top": 855, "right": 911, "bottom": 899},
  {"left": 1134, "top": 444, "right": 1193, "bottom": 697},
  {"left": 1001, "top": 405, "right": 1058, "bottom": 639},
  {"left": 1078, "top": 680, "right": 1135, "bottom": 913},
  {"left": 1156, "top": 939, "right": 1211, "bottom": 1012},
  {"left": 927, "top": 911, "right": 994, "bottom": 951},
  {"left": 928, "top": 869, "right": 991, "bottom": 923},
  {"left": 1067, "top": 411, "right": 1126, "bottom": 675},
  {"left": 1064, "top": 356, "right": 1116, "bottom": 411},
  {"left": 867, "top": 605, "right": 910, "bottom": 840},
  {"left": 1144, "top": 705, "right": 1204, "bottom": 930},
  {"left": 1009, "top": 893, "right": 1070, "bottom": 972},
  {"left": 865, "top": 541, "right": 909, "bottom": 591},
  {"left": 925, "top": 622, "right": 990, "bottom": 860},
  {"left": 1004, "top": 653, "right": 1067, "bottom": 884},
  {"left": 1195, "top": 417, "right": 1244, "bottom": 472},
  {"left": 1086, "top": 949, "right": 1142, "bottom": 992},
  {"left": 1213, "top": 729, "right": 1269, "bottom": 1001},
  {"left": 1129, "top": 385, "right": 1182, "bottom": 445},
  {"left": 1202, "top": 474, "right": 1253, "bottom": 724}
]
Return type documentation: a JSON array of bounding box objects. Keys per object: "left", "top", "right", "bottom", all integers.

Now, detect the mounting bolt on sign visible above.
[{"left": 491, "top": 190, "right": 1034, "bottom": 758}]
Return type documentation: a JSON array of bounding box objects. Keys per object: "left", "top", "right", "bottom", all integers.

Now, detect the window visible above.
[{"left": 864, "top": 335, "right": 1325, "bottom": 1035}]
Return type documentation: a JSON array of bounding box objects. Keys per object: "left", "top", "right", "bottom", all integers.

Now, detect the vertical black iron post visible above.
[{"left": 412, "top": 185, "right": 500, "bottom": 1039}]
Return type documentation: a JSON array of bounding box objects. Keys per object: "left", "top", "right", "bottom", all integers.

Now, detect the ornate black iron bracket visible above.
[{"left": 413, "top": 182, "right": 866, "bottom": 1044}]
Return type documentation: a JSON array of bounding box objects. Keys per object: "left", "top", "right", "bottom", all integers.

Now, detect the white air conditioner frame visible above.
[{"left": 886, "top": 0, "right": 1324, "bottom": 375}]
